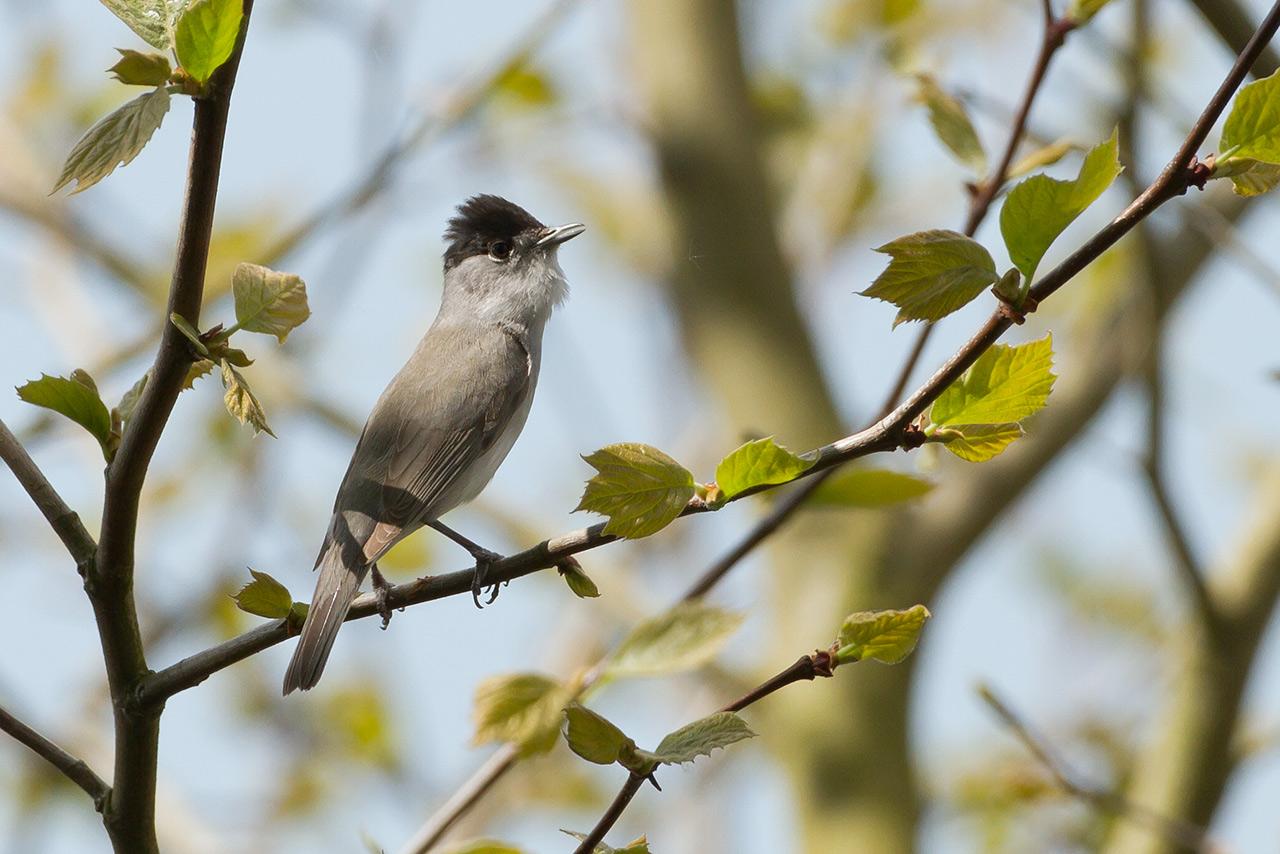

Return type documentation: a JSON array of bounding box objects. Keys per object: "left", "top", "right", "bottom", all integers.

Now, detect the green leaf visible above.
[
  {"left": 1221, "top": 160, "right": 1280, "bottom": 196},
  {"left": 174, "top": 0, "right": 242, "bottom": 84},
  {"left": 220, "top": 360, "right": 275, "bottom": 437},
  {"left": 16, "top": 372, "right": 113, "bottom": 458},
  {"left": 109, "top": 48, "right": 172, "bottom": 86},
  {"left": 444, "top": 842, "right": 526, "bottom": 854},
  {"left": 53, "top": 86, "right": 170, "bottom": 193},
  {"left": 115, "top": 371, "right": 150, "bottom": 425},
  {"left": 713, "top": 436, "right": 814, "bottom": 501},
  {"left": 574, "top": 443, "right": 695, "bottom": 538},
  {"left": 493, "top": 62, "right": 558, "bottom": 107},
  {"left": 563, "top": 703, "right": 632, "bottom": 765},
  {"left": 999, "top": 130, "right": 1122, "bottom": 283},
  {"left": 835, "top": 604, "right": 931, "bottom": 665},
  {"left": 1006, "top": 139, "right": 1078, "bottom": 181},
  {"left": 650, "top": 712, "right": 755, "bottom": 765},
  {"left": 933, "top": 423, "right": 1024, "bottom": 462},
  {"left": 1219, "top": 69, "right": 1280, "bottom": 164},
  {"left": 930, "top": 335, "right": 1056, "bottom": 427},
  {"left": 472, "top": 674, "right": 575, "bottom": 757},
  {"left": 232, "top": 568, "right": 293, "bottom": 618},
  {"left": 860, "top": 230, "right": 999, "bottom": 325},
  {"left": 606, "top": 602, "right": 744, "bottom": 679},
  {"left": 560, "top": 832, "right": 650, "bottom": 854},
  {"left": 169, "top": 312, "right": 209, "bottom": 355},
  {"left": 100, "top": 0, "right": 173, "bottom": 49},
  {"left": 232, "top": 263, "right": 311, "bottom": 342},
  {"left": 183, "top": 359, "right": 215, "bottom": 389},
  {"left": 809, "top": 468, "right": 935, "bottom": 508},
  {"left": 1066, "top": 0, "right": 1114, "bottom": 23},
  {"left": 557, "top": 558, "right": 600, "bottom": 599},
  {"left": 916, "top": 74, "right": 986, "bottom": 174}
]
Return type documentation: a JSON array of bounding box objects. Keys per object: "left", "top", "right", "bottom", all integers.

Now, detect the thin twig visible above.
[
  {"left": 0, "top": 418, "right": 97, "bottom": 575},
  {"left": 571, "top": 772, "right": 647, "bottom": 854},
  {"left": 978, "top": 684, "right": 1216, "bottom": 852},
  {"left": 576, "top": 649, "right": 840, "bottom": 851},
  {"left": 0, "top": 703, "right": 110, "bottom": 811}
]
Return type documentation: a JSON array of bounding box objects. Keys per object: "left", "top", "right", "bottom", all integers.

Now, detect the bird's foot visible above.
[
  {"left": 370, "top": 563, "right": 395, "bottom": 629},
  {"left": 469, "top": 548, "right": 507, "bottom": 609}
]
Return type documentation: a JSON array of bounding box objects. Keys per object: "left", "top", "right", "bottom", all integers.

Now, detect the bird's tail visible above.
[{"left": 282, "top": 540, "right": 366, "bottom": 694}]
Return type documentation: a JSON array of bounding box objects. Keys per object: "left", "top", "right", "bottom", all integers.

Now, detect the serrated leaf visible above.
[
  {"left": 607, "top": 602, "right": 743, "bottom": 678},
  {"left": 713, "top": 436, "right": 814, "bottom": 501},
  {"left": 100, "top": 0, "right": 173, "bottom": 49},
  {"left": 53, "top": 86, "right": 170, "bottom": 193},
  {"left": 809, "top": 468, "right": 935, "bottom": 508},
  {"left": 835, "top": 604, "right": 930, "bottom": 665},
  {"left": 232, "top": 568, "right": 292, "bottom": 618},
  {"left": 231, "top": 262, "right": 311, "bottom": 342},
  {"left": 563, "top": 703, "right": 631, "bottom": 765},
  {"left": 1007, "top": 139, "right": 1078, "bottom": 180},
  {"left": 574, "top": 443, "right": 695, "bottom": 538},
  {"left": 930, "top": 335, "right": 1056, "bottom": 426},
  {"left": 109, "top": 48, "right": 172, "bottom": 86},
  {"left": 220, "top": 360, "right": 275, "bottom": 437},
  {"left": 473, "top": 674, "right": 575, "bottom": 757},
  {"left": 16, "top": 372, "right": 113, "bottom": 458},
  {"left": 174, "top": 0, "right": 242, "bottom": 84},
  {"left": 557, "top": 558, "right": 600, "bottom": 599},
  {"left": 936, "top": 423, "right": 1024, "bottom": 462},
  {"left": 916, "top": 74, "right": 986, "bottom": 174},
  {"left": 860, "top": 229, "right": 999, "bottom": 325},
  {"left": 183, "top": 359, "right": 214, "bottom": 389},
  {"left": 560, "top": 832, "right": 650, "bottom": 854},
  {"left": 1000, "top": 130, "right": 1122, "bottom": 283},
  {"left": 115, "top": 371, "right": 150, "bottom": 425},
  {"left": 650, "top": 712, "right": 755, "bottom": 765},
  {"left": 1066, "top": 0, "right": 1114, "bottom": 23}
]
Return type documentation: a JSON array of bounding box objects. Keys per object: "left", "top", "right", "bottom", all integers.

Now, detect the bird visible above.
[{"left": 282, "top": 195, "right": 584, "bottom": 694}]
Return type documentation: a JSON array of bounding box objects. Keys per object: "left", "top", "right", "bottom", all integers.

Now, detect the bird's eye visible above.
[{"left": 489, "top": 241, "right": 512, "bottom": 261}]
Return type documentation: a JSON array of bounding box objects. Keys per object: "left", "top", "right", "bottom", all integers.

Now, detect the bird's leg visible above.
[
  {"left": 427, "top": 520, "right": 506, "bottom": 608},
  {"left": 369, "top": 563, "right": 394, "bottom": 629}
]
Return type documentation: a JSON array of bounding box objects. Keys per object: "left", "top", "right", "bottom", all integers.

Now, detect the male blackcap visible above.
[{"left": 283, "top": 195, "right": 583, "bottom": 694}]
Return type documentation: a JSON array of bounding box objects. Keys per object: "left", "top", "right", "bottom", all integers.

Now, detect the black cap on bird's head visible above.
[{"left": 443, "top": 194, "right": 584, "bottom": 270}]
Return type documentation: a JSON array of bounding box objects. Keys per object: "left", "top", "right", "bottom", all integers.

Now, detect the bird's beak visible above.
[{"left": 535, "top": 222, "right": 585, "bottom": 248}]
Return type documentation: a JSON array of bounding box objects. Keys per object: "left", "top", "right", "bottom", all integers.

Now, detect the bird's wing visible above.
[{"left": 329, "top": 323, "right": 531, "bottom": 563}]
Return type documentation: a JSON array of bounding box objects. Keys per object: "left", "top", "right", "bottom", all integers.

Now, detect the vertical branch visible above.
[{"left": 89, "top": 5, "right": 256, "bottom": 852}]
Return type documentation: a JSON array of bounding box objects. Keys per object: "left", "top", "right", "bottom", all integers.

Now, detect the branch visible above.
[
  {"left": 140, "top": 0, "right": 1280, "bottom": 710},
  {"left": 979, "top": 684, "right": 1215, "bottom": 852},
  {"left": 0, "top": 703, "right": 110, "bottom": 811},
  {"left": 574, "top": 648, "right": 840, "bottom": 854},
  {"left": 0, "top": 418, "right": 97, "bottom": 575},
  {"left": 88, "top": 5, "right": 257, "bottom": 851}
]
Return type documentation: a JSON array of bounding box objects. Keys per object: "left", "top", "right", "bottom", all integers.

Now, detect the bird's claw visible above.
[
  {"left": 370, "top": 563, "right": 394, "bottom": 630},
  {"left": 469, "top": 549, "right": 506, "bottom": 609}
]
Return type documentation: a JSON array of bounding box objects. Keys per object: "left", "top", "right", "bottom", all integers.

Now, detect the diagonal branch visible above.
[
  {"left": 979, "top": 684, "right": 1214, "bottom": 852},
  {"left": 0, "top": 703, "right": 111, "bottom": 811},
  {"left": 0, "top": 418, "right": 97, "bottom": 575}
]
